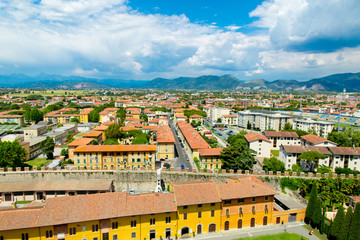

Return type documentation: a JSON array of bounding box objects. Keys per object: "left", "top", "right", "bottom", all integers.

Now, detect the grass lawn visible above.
[
  {"left": 25, "top": 158, "right": 52, "bottom": 168},
  {"left": 15, "top": 201, "right": 32, "bottom": 204},
  {"left": 271, "top": 150, "right": 280, "bottom": 157},
  {"left": 234, "top": 232, "right": 308, "bottom": 240},
  {"left": 303, "top": 225, "right": 328, "bottom": 240}
]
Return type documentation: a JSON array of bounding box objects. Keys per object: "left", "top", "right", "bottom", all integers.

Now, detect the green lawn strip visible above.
[
  {"left": 303, "top": 225, "right": 328, "bottom": 240},
  {"left": 15, "top": 201, "right": 32, "bottom": 204},
  {"left": 271, "top": 150, "right": 280, "bottom": 157},
  {"left": 234, "top": 232, "right": 308, "bottom": 240},
  {"left": 25, "top": 158, "right": 52, "bottom": 168}
]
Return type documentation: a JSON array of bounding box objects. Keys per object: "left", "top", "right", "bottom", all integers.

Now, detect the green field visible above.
[
  {"left": 303, "top": 225, "right": 328, "bottom": 240},
  {"left": 25, "top": 158, "right": 52, "bottom": 168},
  {"left": 235, "top": 233, "right": 308, "bottom": 240}
]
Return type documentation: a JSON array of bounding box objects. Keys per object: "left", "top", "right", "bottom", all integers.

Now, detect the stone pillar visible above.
[
  {"left": 277, "top": 171, "right": 282, "bottom": 176},
  {"left": 332, "top": 173, "right": 337, "bottom": 178},
  {"left": 269, "top": 171, "right": 273, "bottom": 176},
  {"left": 292, "top": 172, "right": 297, "bottom": 177},
  {"left": 349, "top": 174, "right": 354, "bottom": 179},
  {"left": 24, "top": 167, "right": 29, "bottom": 171},
  {"left": 341, "top": 174, "right": 346, "bottom": 179},
  {"left": 222, "top": 169, "right": 227, "bottom": 174},
  {"left": 316, "top": 173, "right": 322, "bottom": 178},
  {"left": 308, "top": 173, "right": 314, "bottom": 177},
  {"left": 16, "top": 167, "right": 21, "bottom": 172}
]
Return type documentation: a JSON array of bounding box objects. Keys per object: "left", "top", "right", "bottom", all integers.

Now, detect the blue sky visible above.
[{"left": 0, "top": 0, "right": 359, "bottom": 81}]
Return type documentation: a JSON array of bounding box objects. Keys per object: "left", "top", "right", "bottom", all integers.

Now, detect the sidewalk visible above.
[{"left": 193, "top": 222, "right": 319, "bottom": 240}]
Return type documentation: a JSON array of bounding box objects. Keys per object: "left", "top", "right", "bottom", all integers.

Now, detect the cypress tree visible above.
[
  {"left": 330, "top": 206, "right": 345, "bottom": 240},
  {"left": 305, "top": 184, "right": 318, "bottom": 224},
  {"left": 339, "top": 206, "right": 353, "bottom": 240},
  {"left": 312, "top": 199, "right": 322, "bottom": 229},
  {"left": 348, "top": 203, "right": 360, "bottom": 240}
]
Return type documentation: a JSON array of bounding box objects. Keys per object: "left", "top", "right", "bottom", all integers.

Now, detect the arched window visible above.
[
  {"left": 224, "top": 221, "right": 229, "bottom": 230},
  {"left": 252, "top": 206, "right": 256, "bottom": 214},
  {"left": 251, "top": 218, "right": 255, "bottom": 227},
  {"left": 238, "top": 219, "right": 242, "bottom": 229},
  {"left": 225, "top": 208, "right": 230, "bottom": 216},
  {"left": 239, "top": 207, "right": 243, "bottom": 215},
  {"left": 263, "top": 216, "right": 268, "bottom": 225}
]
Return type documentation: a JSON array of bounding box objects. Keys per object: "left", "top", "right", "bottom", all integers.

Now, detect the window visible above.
[
  {"left": 183, "top": 213, "right": 188, "bottom": 220},
  {"left": 93, "top": 238, "right": 98, "bottom": 240},
  {"left": 265, "top": 196, "right": 269, "bottom": 201},
  {"left": 239, "top": 207, "right": 243, "bottom": 215},
  {"left": 252, "top": 206, "right": 256, "bottom": 213},
  {"left": 112, "top": 222, "right": 118, "bottom": 229},
  {"left": 0, "top": 236, "right": 3, "bottom": 240},
  {"left": 166, "top": 216, "right": 171, "bottom": 223},
  {"left": 198, "top": 212, "right": 202, "bottom": 218},
  {"left": 211, "top": 210, "right": 215, "bottom": 217},
  {"left": 113, "top": 235, "right": 118, "bottom": 240},
  {"left": 92, "top": 224, "right": 99, "bottom": 232},
  {"left": 225, "top": 200, "right": 231, "bottom": 205},
  {"left": 238, "top": 198, "right": 244, "bottom": 204},
  {"left": 131, "top": 232, "right": 136, "bottom": 239},
  {"left": 21, "top": 233, "right": 29, "bottom": 240},
  {"left": 265, "top": 204, "right": 268, "bottom": 212},
  {"left": 252, "top": 197, "right": 256, "bottom": 202},
  {"left": 150, "top": 218, "right": 155, "bottom": 225},
  {"left": 225, "top": 209, "right": 230, "bottom": 216},
  {"left": 46, "top": 230, "right": 53, "bottom": 238},
  {"left": 82, "top": 226, "right": 86, "bottom": 232},
  {"left": 198, "top": 204, "right": 202, "bottom": 207},
  {"left": 69, "top": 227, "right": 76, "bottom": 235},
  {"left": 183, "top": 205, "right": 188, "bottom": 209},
  {"left": 211, "top": 203, "right": 215, "bottom": 206},
  {"left": 131, "top": 220, "right": 137, "bottom": 228}
]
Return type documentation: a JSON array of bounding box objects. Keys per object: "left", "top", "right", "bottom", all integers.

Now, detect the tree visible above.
[
  {"left": 10, "top": 104, "right": 20, "bottom": 110},
  {"left": 41, "top": 136, "right": 55, "bottom": 159},
  {"left": 0, "top": 141, "right": 27, "bottom": 168},
  {"left": 60, "top": 149, "right": 69, "bottom": 158},
  {"left": 298, "top": 151, "right": 326, "bottom": 172},
  {"left": 247, "top": 120, "right": 252, "bottom": 129},
  {"left": 92, "top": 139, "right": 98, "bottom": 145},
  {"left": 89, "top": 109, "right": 100, "bottom": 122},
  {"left": 105, "top": 123, "right": 124, "bottom": 140},
  {"left": 263, "top": 157, "right": 285, "bottom": 172},
  {"left": 220, "top": 136, "right": 256, "bottom": 171},
  {"left": 305, "top": 184, "right": 318, "bottom": 224},
  {"left": 291, "top": 164, "right": 302, "bottom": 172},
  {"left": 30, "top": 108, "right": 43, "bottom": 123},
  {"left": 349, "top": 203, "right": 360, "bottom": 240},
  {"left": 216, "top": 118, "right": 222, "bottom": 123},
  {"left": 140, "top": 114, "right": 148, "bottom": 123},
  {"left": 312, "top": 199, "right": 322, "bottom": 229},
  {"left": 67, "top": 133, "right": 74, "bottom": 140},
  {"left": 116, "top": 108, "right": 126, "bottom": 125},
  {"left": 330, "top": 206, "right": 345, "bottom": 240},
  {"left": 284, "top": 122, "right": 292, "bottom": 131},
  {"left": 132, "top": 133, "right": 150, "bottom": 144},
  {"left": 339, "top": 206, "right": 353, "bottom": 240},
  {"left": 71, "top": 117, "right": 80, "bottom": 123}
]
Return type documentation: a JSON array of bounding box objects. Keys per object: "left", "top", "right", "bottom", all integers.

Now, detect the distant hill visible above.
[{"left": 0, "top": 72, "right": 359, "bottom": 91}]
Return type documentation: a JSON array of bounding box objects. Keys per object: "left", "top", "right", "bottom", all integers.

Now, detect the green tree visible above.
[
  {"left": 92, "top": 139, "right": 99, "bottom": 145},
  {"left": 339, "top": 206, "right": 353, "bottom": 240},
  {"left": 220, "top": 136, "right": 256, "bottom": 171},
  {"left": 41, "top": 136, "right": 55, "bottom": 159},
  {"left": 263, "top": 157, "right": 285, "bottom": 172},
  {"left": 305, "top": 184, "right": 318, "bottom": 224},
  {"left": 89, "top": 109, "right": 100, "bottom": 122},
  {"left": 140, "top": 114, "right": 148, "bottom": 123},
  {"left": 348, "top": 203, "right": 360, "bottom": 240},
  {"left": 247, "top": 120, "right": 252, "bottom": 129},
  {"left": 298, "top": 151, "right": 326, "bottom": 172},
  {"left": 105, "top": 123, "right": 124, "bottom": 140},
  {"left": 116, "top": 108, "right": 126, "bottom": 125},
  {"left": 216, "top": 118, "right": 222, "bottom": 123},
  {"left": 71, "top": 117, "right": 80, "bottom": 123},
  {"left": 330, "top": 206, "right": 345, "bottom": 240},
  {"left": 30, "top": 108, "right": 43, "bottom": 123},
  {"left": 312, "top": 199, "right": 322, "bottom": 229},
  {"left": 10, "top": 104, "right": 20, "bottom": 110},
  {"left": 284, "top": 122, "right": 292, "bottom": 131},
  {"left": 0, "top": 141, "right": 27, "bottom": 168},
  {"left": 60, "top": 148, "right": 69, "bottom": 158}
]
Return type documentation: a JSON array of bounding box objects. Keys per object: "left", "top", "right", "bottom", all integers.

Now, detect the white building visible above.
[
  {"left": 328, "top": 147, "right": 360, "bottom": 171},
  {"left": 237, "top": 111, "right": 262, "bottom": 129},
  {"left": 209, "top": 106, "right": 230, "bottom": 122},
  {"left": 263, "top": 131, "right": 301, "bottom": 150},
  {"left": 222, "top": 115, "right": 238, "bottom": 126},
  {"left": 259, "top": 113, "right": 293, "bottom": 131},
  {"left": 244, "top": 132, "right": 271, "bottom": 158},
  {"left": 293, "top": 118, "right": 335, "bottom": 138},
  {"left": 301, "top": 134, "right": 337, "bottom": 147}
]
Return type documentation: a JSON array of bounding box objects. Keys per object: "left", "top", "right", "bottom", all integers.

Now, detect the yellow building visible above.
[
  {"left": 99, "top": 108, "right": 118, "bottom": 123},
  {"left": 79, "top": 108, "right": 93, "bottom": 123},
  {"left": 189, "top": 114, "right": 204, "bottom": 124},
  {"left": 0, "top": 177, "right": 305, "bottom": 240},
  {"left": 156, "top": 125, "right": 175, "bottom": 160},
  {"left": 44, "top": 108, "right": 80, "bottom": 124},
  {"left": 198, "top": 148, "right": 223, "bottom": 170},
  {"left": 73, "top": 145, "right": 157, "bottom": 170}
]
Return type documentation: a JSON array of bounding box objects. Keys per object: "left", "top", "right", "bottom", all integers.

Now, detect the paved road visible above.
[
  {"left": 194, "top": 222, "right": 319, "bottom": 240},
  {"left": 168, "top": 118, "right": 192, "bottom": 170}
]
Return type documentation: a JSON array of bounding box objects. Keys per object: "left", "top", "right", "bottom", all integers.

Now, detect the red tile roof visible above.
[
  {"left": 244, "top": 132, "right": 271, "bottom": 143},
  {"left": 156, "top": 125, "right": 175, "bottom": 143},
  {"left": 68, "top": 137, "right": 94, "bottom": 147},
  {"left": 264, "top": 131, "right": 299, "bottom": 138},
  {"left": 198, "top": 148, "right": 223, "bottom": 157},
  {"left": 177, "top": 121, "right": 210, "bottom": 150},
  {"left": 301, "top": 134, "right": 336, "bottom": 145}
]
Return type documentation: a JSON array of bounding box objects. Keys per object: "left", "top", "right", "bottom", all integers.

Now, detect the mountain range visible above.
[{"left": 0, "top": 72, "right": 359, "bottom": 92}]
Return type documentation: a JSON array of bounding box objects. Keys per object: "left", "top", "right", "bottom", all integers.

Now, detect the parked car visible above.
[{"left": 181, "top": 164, "right": 185, "bottom": 170}]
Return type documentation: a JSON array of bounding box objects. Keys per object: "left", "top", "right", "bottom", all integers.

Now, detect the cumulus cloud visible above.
[{"left": 250, "top": 0, "right": 360, "bottom": 52}]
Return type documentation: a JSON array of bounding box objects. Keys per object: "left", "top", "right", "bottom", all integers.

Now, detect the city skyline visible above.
[{"left": 0, "top": 0, "right": 359, "bottom": 81}]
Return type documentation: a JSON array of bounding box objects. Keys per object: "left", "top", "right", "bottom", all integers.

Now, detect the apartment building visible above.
[
  {"left": 73, "top": 145, "right": 157, "bottom": 170},
  {"left": 293, "top": 118, "right": 335, "bottom": 138},
  {"left": 244, "top": 132, "right": 271, "bottom": 158},
  {"left": 0, "top": 113, "right": 24, "bottom": 125},
  {"left": 238, "top": 111, "right": 261, "bottom": 129},
  {"left": 328, "top": 147, "right": 360, "bottom": 171},
  {"left": 222, "top": 115, "right": 238, "bottom": 126},
  {"left": 156, "top": 125, "right": 175, "bottom": 160},
  {"left": 198, "top": 148, "right": 223, "bottom": 170},
  {"left": 209, "top": 106, "right": 230, "bottom": 122},
  {"left": 0, "top": 177, "right": 304, "bottom": 240},
  {"left": 23, "top": 124, "right": 47, "bottom": 141},
  {"left": 67, "top": 138, "right": 94, "bottom": 160},
  {"left": 259, "top": 113, "right": 293, "bottom": 131},
  {"left": 189, "top": 114, "right": 204, "bottom": 124},
  {"left": 263, "top": 131, "right": 301, "bottom": 150},
  {"left": 301, "top": 134, "right": 337, "bottom": 147},
  {"left": 79, "top": 108, "right": 93, "bottom": 123}
]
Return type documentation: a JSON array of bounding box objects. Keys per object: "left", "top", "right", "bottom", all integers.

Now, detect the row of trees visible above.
[
  {"left": 328, "top": 129, "right": 360, "bottom": 147},
  {"left": 104, "top": 124, "right": 150, "bottom": 145}
]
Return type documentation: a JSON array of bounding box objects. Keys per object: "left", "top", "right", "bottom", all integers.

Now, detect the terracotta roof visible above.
[
  {"left": 93, "top": 125, "right": 108, "bottom": 131},
  {"left": 244, "top": 132, "right": 271, "bottom": 143},
  {"left": 74, "top": 144, "right": 157, "bottom": 153},
  {"left": 0, "top": 208, "right": 42, "bottom": 231},
  {"left": 349, "top": 196, "right": 360, "bottom": 204},
  {"left": 172, "top": 181, "right": 221, "bottom": 206},
  {"left": 198, "top": 148, "right": 223, "bottom": 157},
  {"left": 175, "top": 113, "right": 186, "bottom": 118},
  {"left": 190, "top": 114, "right": 204, "bottom": 118},
  {"left": 264, "top": 131, "right": 299, "bottom": 138},
  {"left": 281, "top": 145, "right": 331, "bottom": 155},
  {"left": 177, "top": 121, "right": 210, "bottom": 150},
  {"left": 156, "top": 125, "right": 175, "bottom": 143},
  {"left": 328, "top": 147, "right": 360, "bottom": 156},
  {"left": 301, "top": 134, "right": 336, "bottom": 145},
  {"left": 223, "top": 115, "right": 237, "bottom": 118},
  {"left": 0, "top": 180, "right": 113, "bottom": 192},
  {"left": 67, "top": 137, "right": 94, "bottom": 147},
  {"left": 217, "top": 177, "right": 277, "bottom": 200},
  {"left": 83, "top": 130, "right": 103, "bottom": 138}
]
